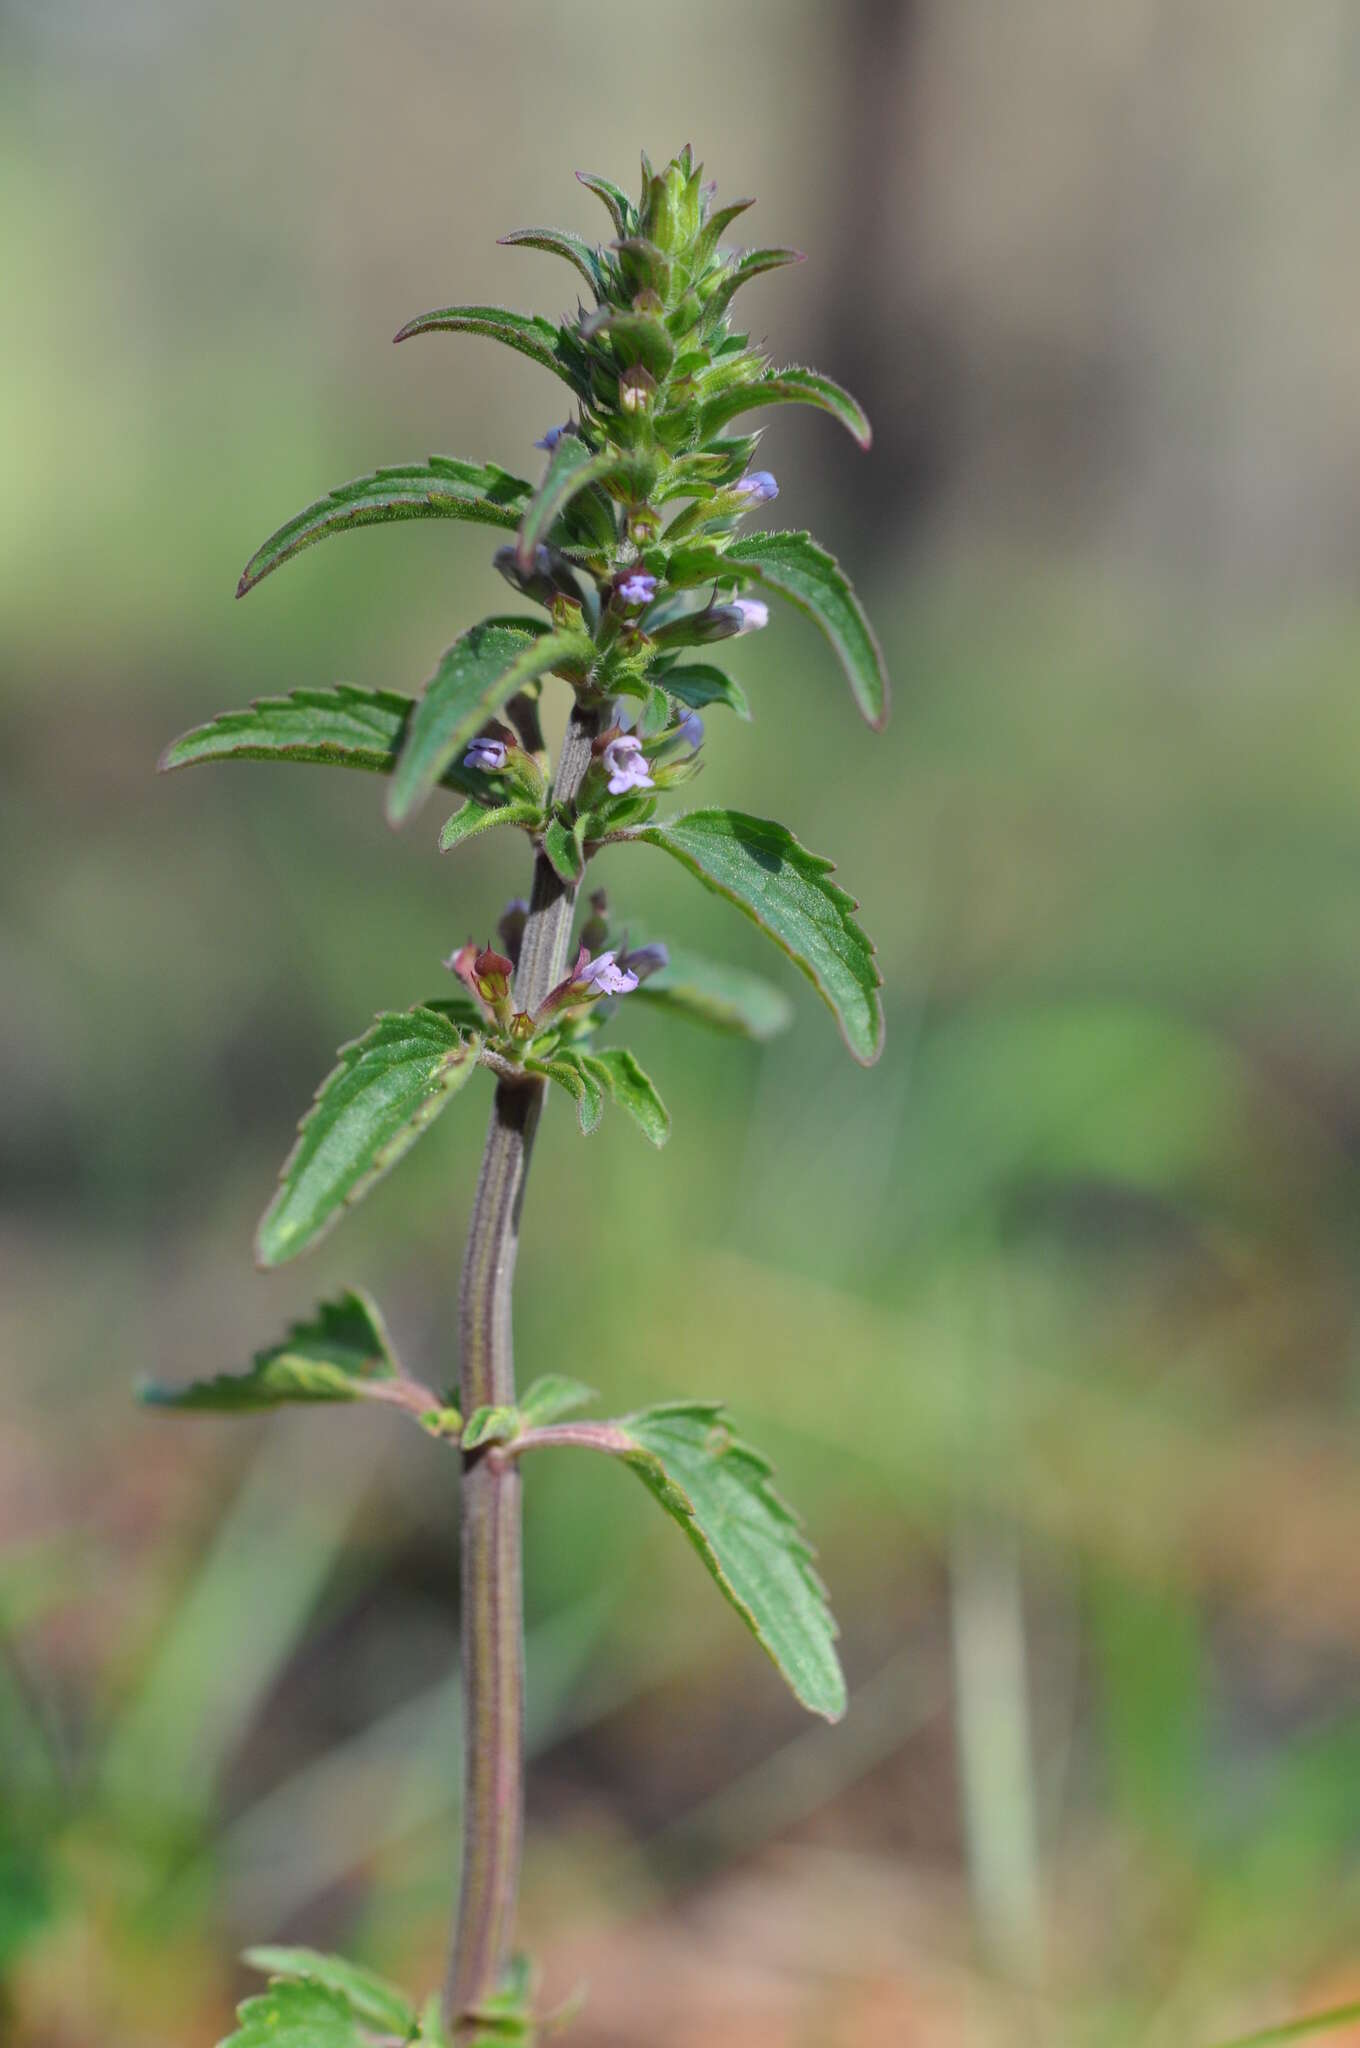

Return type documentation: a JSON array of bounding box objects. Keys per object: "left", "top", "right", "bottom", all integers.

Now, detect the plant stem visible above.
[{"left": 444, "top": 699, "right": 600, "bottom": 2031}]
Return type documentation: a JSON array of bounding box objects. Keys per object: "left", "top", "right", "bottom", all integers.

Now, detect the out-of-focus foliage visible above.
[{"left": 4, "top": 3, "right": 1360, "bottom": 2045}]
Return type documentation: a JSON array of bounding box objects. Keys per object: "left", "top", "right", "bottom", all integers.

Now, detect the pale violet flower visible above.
[
  {"left": 464, "top": 737, "right": 508, "bottom": 772},
  {"left": 733, "top": 470, "right": 779, "bottom": 505},
  {"left": 577, "top": 950, "right": 639, "bottom": 997},
  {"left": 616, "top": 570, "right": 658, "bottom": 608},
  {"left": 535, "top": 423, "right": 570, "bottom": 451},
  {"left": 676, "top": 710, "right": 704, "bottom": 750},
  {"left": 601, "top": 733, "right": 655, "bottom": 796},
  {"left": 730, "top": 596, "right": 769, "bottom": 634},
  {"left": 618, "top": 940, "right": 669, "bottom": 982}
]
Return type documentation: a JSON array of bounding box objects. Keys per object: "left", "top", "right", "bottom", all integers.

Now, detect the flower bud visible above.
[
  {"left": 676, "top": 711, "right": 704, "bottom": 751},
  {"left": 618, "top": 940, "right": 669, "bottom": 983},
  {"left": 535, "top": 423, "right": 571, "bottom": 451},
  {"left": 733, "top": 470, "right": 779, "bottom": 506},
  {"left": 446, "top": 943, "right": 515, "bottom": 1023},
  {"left": 619, "top": 364, "right": 657, "bottom": 415},
  {"left": 464, "top": 737, "right": 508, "bottom": 772}
]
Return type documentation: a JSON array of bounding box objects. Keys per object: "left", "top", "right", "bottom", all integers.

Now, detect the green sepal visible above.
[
  {"left": 499, "top": 225, "right": 606, "bottom": 295},
  {"left": 242, "top": 1948, "right": 416, "bottom": 2038},
  {"left": 439, "top": 798, "right": 543, "bottom": 853},
  {"left": 699, "top": 365, "right": 872, "bottom": 449},
  {"left": 527, "top": 1048, "right": 605, "bottom": 1134},
  {"left": 727, "top": 529, "right": 888, "bottom": 730},
  {"left": 217, "top": 1979, "right": 365, "bottom": 2048},
  {"left": 633, "top": 944, "right": 793, "bottom": 1042},
  {"left": 626, "top": 810, "right": 883, "bottom": 1064},
  {"left": 392, "top": 304, "right": 579, "bottom": 393},
  {"left": 582, "top": 305, "right": 676, "bottom": 381},
  {"left": 653, "top": 662, "right": 751, "bottom": 721},
  {"left": 590, "top": 1046, "right": 670, "bottom": 1147},
  {"left": 236, "top": 458, "right": 530, "bottom": 597},
  {"left": 141, "top": 1288, "right": 401, "bottom": 1414},
  {"left": 390, "top": 622, "right": 589, "bottom": 825},
  {"left": 519, "top": 1375, "right": 595, "bottom": 1427},
  {"left": 157, "top": 685, "right": 485, "bottom": 786},
  {"left": 542, "top": 811, "right": 585, "bottom": 884},
  {"left": 256, "top": 1009, "right": 482, "bottom": 1266}
]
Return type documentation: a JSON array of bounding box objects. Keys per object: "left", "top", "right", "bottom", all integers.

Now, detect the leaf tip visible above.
[{"left": 235, "top": 570, "right": 253, "bottom": 599}]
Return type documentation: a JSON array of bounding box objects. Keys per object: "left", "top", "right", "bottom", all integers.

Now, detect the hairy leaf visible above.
[
  {"left": 626, "top": 810, "right": 883, "bottom": 1064},
  {"left": 142, "top": 1289, "right": 400, "bottom": 1414},
  {"left": 727, "top": 530, "right": 888, "bottom": 729},
  {"left": 590, "top": 1046, "right": 670, "bottom": 1146},
  {"left": 422, "top": 993, "right": 487, "bottom": 1034},
  {"left": 218, "top": 1979, "right": 363, "bottom": 2048},
  {"left": 516, "top": 434, "right": 616, "bottom": 573},
  {"left": 462, "top": 1405, "right": 520, "bottom": 1451},
  {"left": 527, "top": 1049, "right": 604, "bottom": 1134},
  {"left": 634, "top": 944, "right": 794, "bottom": 1041},
  {"left": 438, "top": 798, "right": 542, "bottom": 853},
  {"left": 257, "top": 1009, "right": 481, "bottom": 1266},
  {"left": 159, "top": 685, "right": 414, "bottom": 780},
  {"left": 519, "top": 1375, "right": 596, "bottom": 1427},
  {"left": 499, "top": 225, "right": 605, "bottom": 295},
  {"left": 710, "top": 247, "right": 805, "bottom": 313},
  {"left": 390, "top": 622, "right": 588, "bottom": 825},
  {"left": 392, "top": 303, "right": 577, "bottom": 390},
  {"left": 242, "top": 1948, "right": 416, "bottom": 2037},
  {"left": 237, "top": 459, "right": 530, "bottom": 596},
  {"left": 575, "top": 168, "right": 635, "bottom": 236},
  {"left": 542, "top": 812, "right": 585, "bottom": 884},
  {"left": 700, "top": 365, "right": 872, "bottom": 449},
  {"left": 656, "top": 661, "right": 751, "bottom": 721}
]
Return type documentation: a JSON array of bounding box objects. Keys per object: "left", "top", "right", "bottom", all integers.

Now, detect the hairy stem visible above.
[{"left": 445, "top": 698, "right": 600, "bottom": 2030}]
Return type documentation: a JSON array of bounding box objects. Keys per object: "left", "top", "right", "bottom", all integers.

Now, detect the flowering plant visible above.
[{"left": 152, "top": 147, "right": 887, "bottom": 2045}]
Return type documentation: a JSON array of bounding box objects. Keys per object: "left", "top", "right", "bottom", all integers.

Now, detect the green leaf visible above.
[
  {"left": 242, "top": 1948, "right": 416, "bottom": 2037},
  {"left": 160, "top": 686, "right": 412, "bottom": 780},
  {"left": 1204, "top": 2004, "right": 1360, "bottom": 2048},
  {"left": 627, "top": 810, "right": 883, "bottom": 1065},
  {"left": 141, "top": 1289, "right": 400, "bottom": 1414},
  {"left": 519, "top": 1375, "right": 595, "bottom": 1427},
  {"left": 710, "top": 247, "right": 805, "bottom": 311},
  {"left": 392, "top": 303, "right": 577, "bottom": 390},
  {"left": 390, "top": 622, "right": 589, "bottom": 825},
  {"left": 527, "top": 1049, "right": 605, "bottom": 1134},
  {"left": 257, "top": 1009, "right": 481, "bottom": 1266},
  {"left": 439, "top": 798, "right": 542, "bottom": 853},
  {"left": 727, "top": 530, "right": 888, "bottom": 729},
  {"left": 657, "top": 662, "right": 751, "bottom": 721},
  {"left": 499, "top": 225, "right": 605, "bottom": 295},
  {"left": 613, "top": 1403, "right": 845, "bottom": 1720},
  {"left": 462, "top": 1405, "right": 520, "bottom": 1451},
  {"left": 422, "top": 992, "right": 488, "bottom": 1034},
  {"left": 516, "top": 434, "right": 617, "bottom": 574},
  {"left": 575, "top": 169, "right": 635, "bottom": 236},
  {"left": 542, "top": 812, "right": 584, "bottom": 884},
  {"left": 700, "top": 365, "right": 872, "bottom": 450},
  {"left": 219, "top": 1979, "right": 364, "bottom": 2048},
  {"left": 634, "top": 944, "right": 793, "bottom": 1042},
  {"left": 237, "top": 459, "right": 531, "bottom": 596},
  {"left": 590, "top": 1046, "right": 670, "bottom": 1146}
]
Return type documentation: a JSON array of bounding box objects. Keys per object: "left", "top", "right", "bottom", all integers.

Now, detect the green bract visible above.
[{"left": 159, "top": 148, "right": 889, "bottom": 2039}]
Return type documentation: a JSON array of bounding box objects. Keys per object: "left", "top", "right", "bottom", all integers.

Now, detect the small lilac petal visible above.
[
  {"left": 601, "top": 733, "right": 655, "bottom": 796},
  {"left": 577, "top": 949, "right": 639, "bottom": 997},
  {"left": 733, "top": 470, "right": 779, "bottom": 505},
  {"left": 676, "top": 711, "right": 704, "bottom": 750},
  {"left": 535, "top": 423, "right": 570, "bottom": 451},
  {"left": 616, "top": 570, "right": 658, "bottom": 608},
  {"left": 730, "top": 596, "right": 769, "bottom": 634},
  {"left": 464, "top": 737, "right": 508, "bottom": 771}
]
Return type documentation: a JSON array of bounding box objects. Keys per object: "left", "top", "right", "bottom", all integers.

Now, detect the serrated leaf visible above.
[
  {"left": 142, "top": 1289, "right": 400, "bottom": 1414},
  {"left": 422, "top": 993, "right": 488, "bottom": 1034},
  {"left": 519, "top": 1375, "right": 595, "bottom": 1427},
  {"left": 393, "top": 303, "right": 578, "bottom": 391},
  {"left": 257, "top": 1009, "right": 481, "bottom": 1266},
  {"left": 612, "top": 1403, "right": 845, "bottom": 1720},
  {"left": 462, "top": 1404, "right": 520, "bottom": 1451},
  {"left": 634, "top": 944, "right": 793, "bottom": 1041},
  {"left": 390, "top": 622, "right": 588, "bottom": 825},
  {"left": 438, "top": 798, "right": 542, "bottom": 853},
  {"left": 159, "top": 686, "right": 409, "bottom": 779},
  {"left": 700, "top": 365, "right": 872, "bottom": 450},
  {"left": 516, "top": 435, "right": 617, "bottom": 574},
  {"left": 237, "top": 459, "right": 531, "bottom": 596},
  {"left": 590, "top": 1046, "right": 669, "bottom": 1146},
  {"left": 499, "top": 225, "right": 605, "bottom": 295},
  {"left": 242, "top": 1948, "right": 416, "bottom": 2037},
  {"left": 542, "top": 812, "right": 585, "bottom": 883},
  {"left": 727, "top": 530, "right": 888, "bottom": 730},
  {"left": 656, "top": 662, "right": 751, "bottom": 721},
  {"left": 626, "top": 810, "right": 883, "bottom": 1064},
  {"left": 527, "top": 1049, "right": 604, "bottom": 1134},
  {"left": 218, "top": 1979, "right": 363, "bottom": 2048}
]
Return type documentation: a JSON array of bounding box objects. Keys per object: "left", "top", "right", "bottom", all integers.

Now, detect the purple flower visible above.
[
  {"left": 733, "top": 470, "right": 779, "bottom": 505},
  {"left": 601, "top": 733, "right": 655, "bottom": 796},
  {"left": 729, "top": 596, "right": 769, "bottom": 634},
  {"left": 464, "top": 737, "right": 508, "bottom": 772},
  {"left": 676, "top": 710, "right": 704, "bottom": 750},
  {"left": 616, "top": 570, "right": 658, "bottom": 608},
  {"left": 577, "top": 950, "right": 639, "bottom": 997},
  {"left": 618, "top": 940, "right": 669, "bottom": 982},
  {"left": 535, "top": 423, "right": 571, "bottom": 451}
]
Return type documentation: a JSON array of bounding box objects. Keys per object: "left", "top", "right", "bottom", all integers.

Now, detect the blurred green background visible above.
[{"left": 4, "top": 3, "right": 1360, "bottom": 2043}]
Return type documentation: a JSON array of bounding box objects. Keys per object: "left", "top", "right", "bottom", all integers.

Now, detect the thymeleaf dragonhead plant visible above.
[{"left": 153, "top": 147, "right": 887, "bottom": 2045}]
